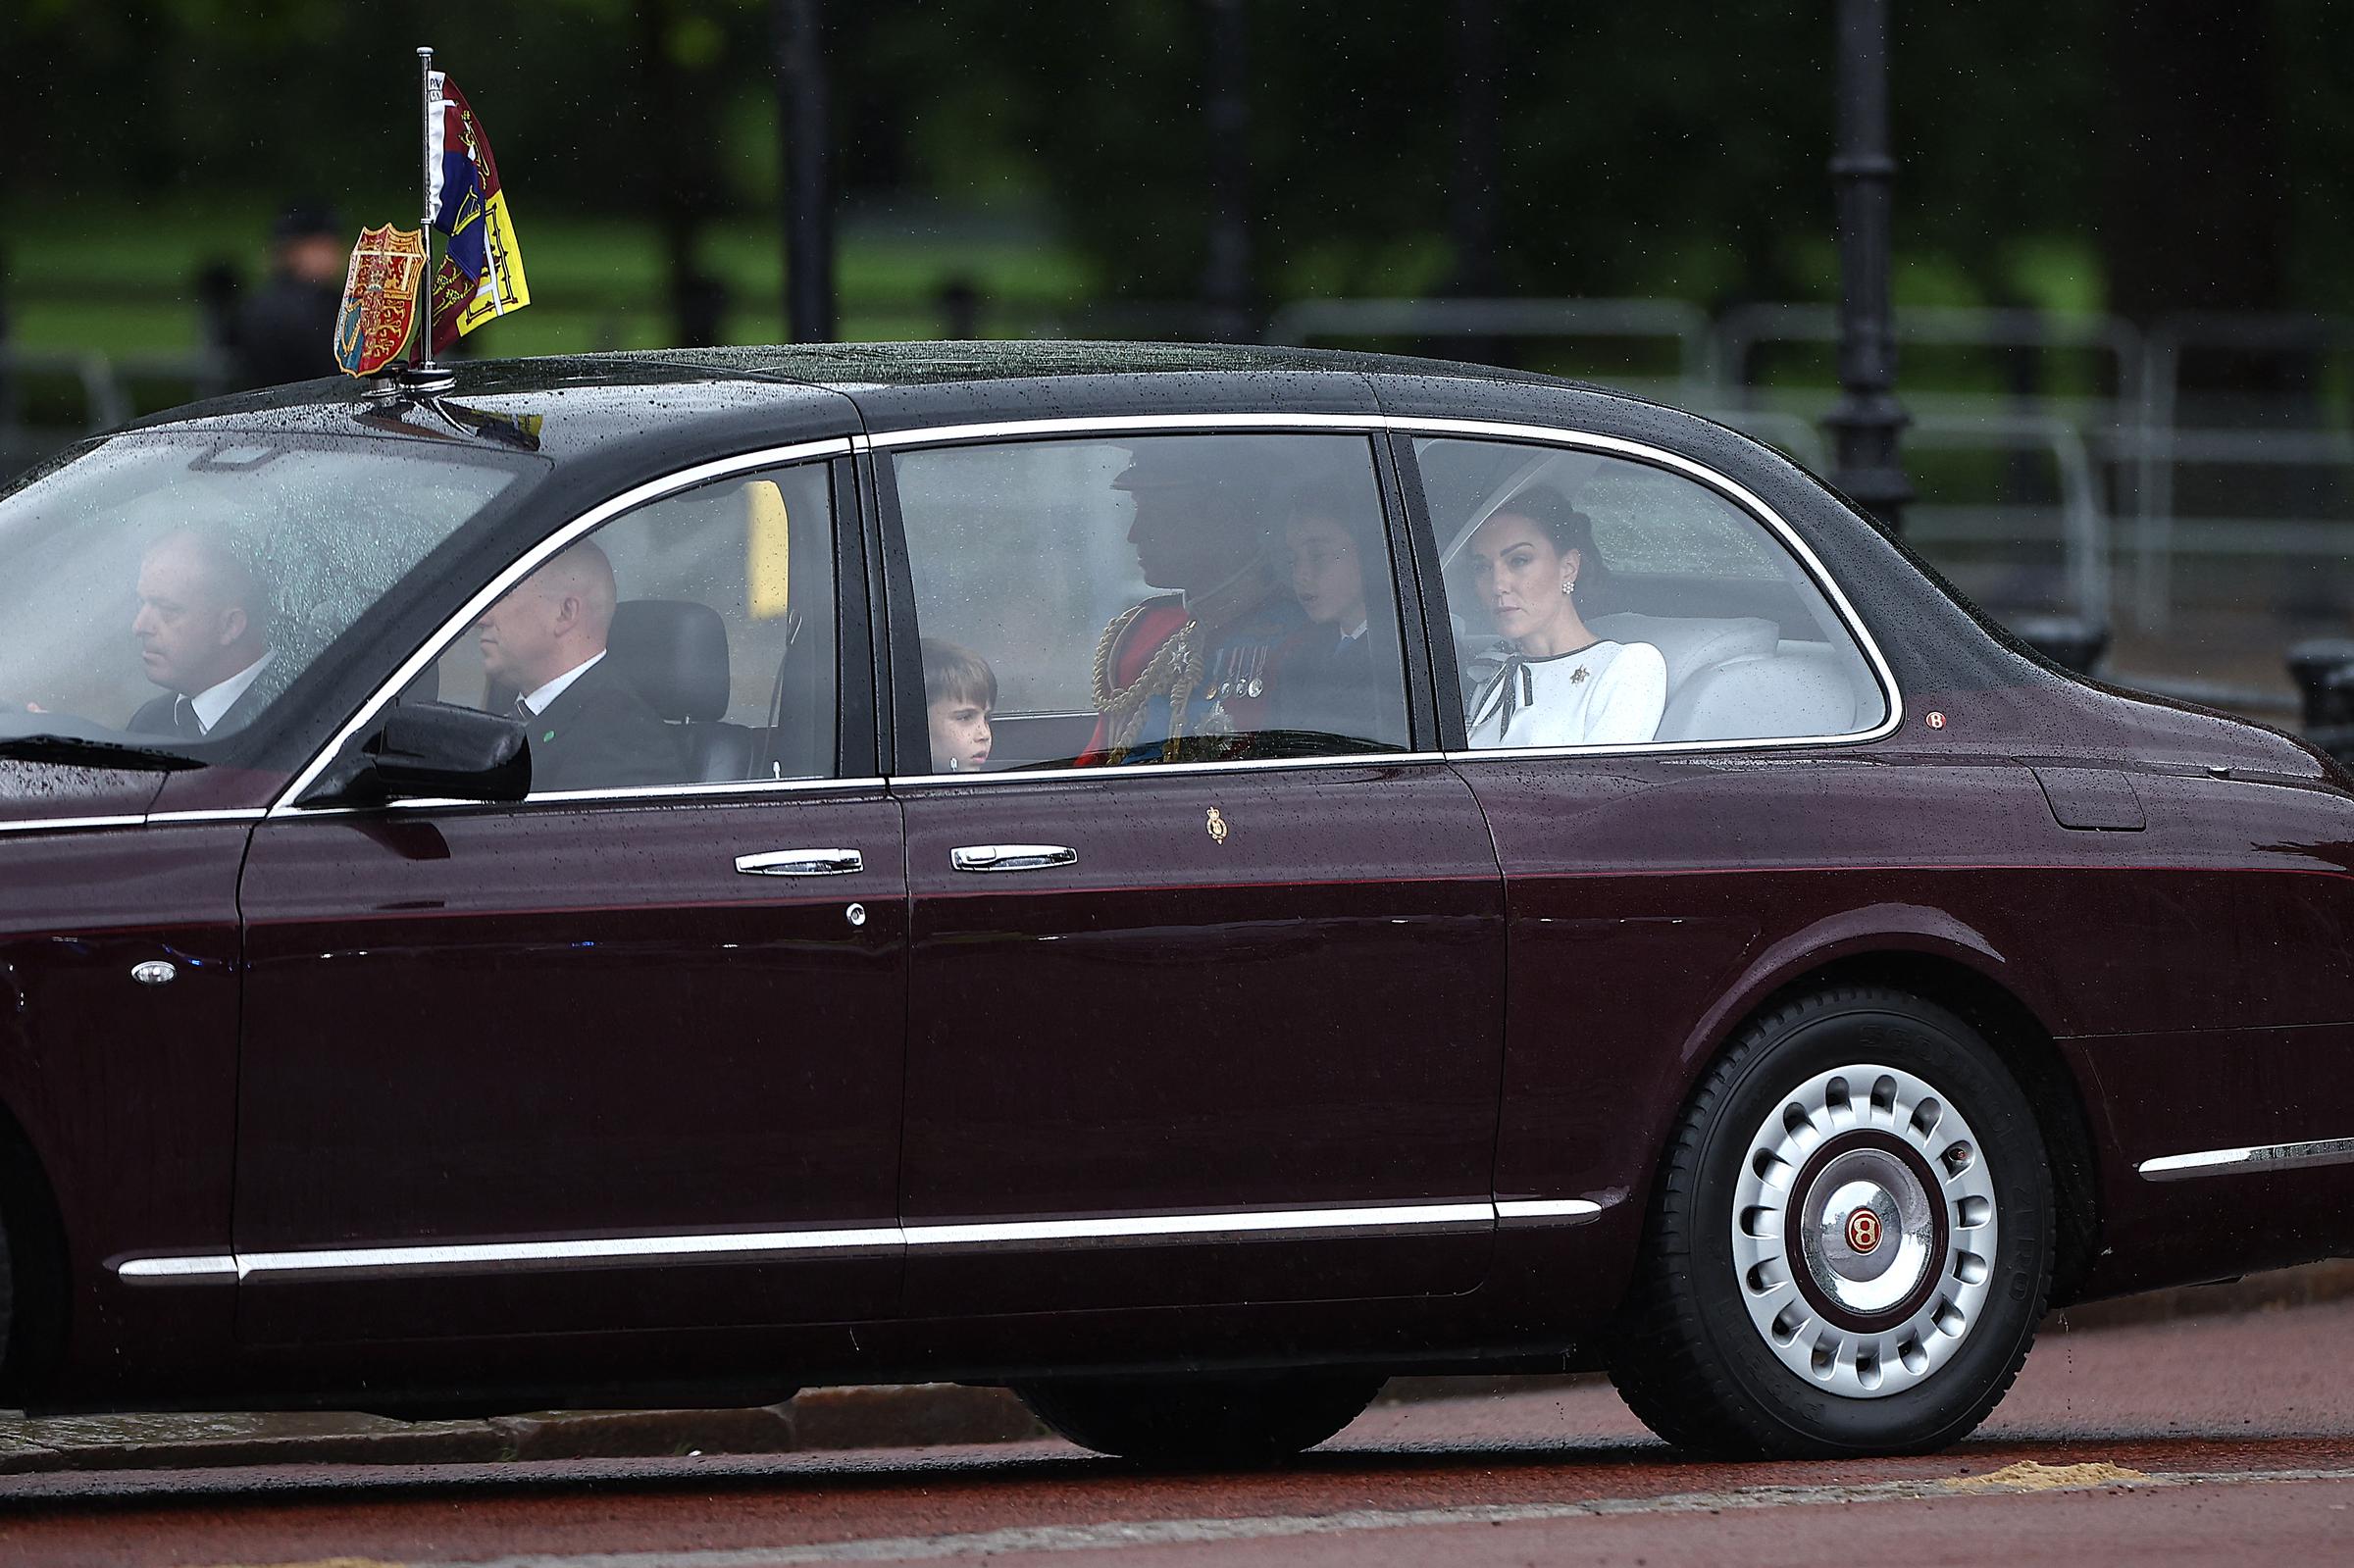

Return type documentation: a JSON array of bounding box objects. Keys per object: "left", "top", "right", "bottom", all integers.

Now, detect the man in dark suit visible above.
[
  {"left": 475, "top": 538, "right": 687, "bottom": 792},
  {"left": 129, "top": 531, "right": 276, "bottom": 739}
]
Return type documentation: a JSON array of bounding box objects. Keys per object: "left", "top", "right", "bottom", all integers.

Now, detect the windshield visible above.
[{"left": 0, "top": 433, "right": 528, "bottom": 758}]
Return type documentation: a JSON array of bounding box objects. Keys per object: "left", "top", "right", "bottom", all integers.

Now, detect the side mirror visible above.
[{"left": 353, "top": 701, "right": 532, "bottom": 803}]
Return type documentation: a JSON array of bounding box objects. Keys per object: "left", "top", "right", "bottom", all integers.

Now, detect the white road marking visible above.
[{"left": 353, "top": 1463, "right": 2354, "bottom": 1568}]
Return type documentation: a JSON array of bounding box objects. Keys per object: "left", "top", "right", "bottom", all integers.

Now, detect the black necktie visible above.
[
  {"left": 514, "top": 695, "right": 535, "bottom": 722},
  {"left": 174, "top": 696, "right": 204, "bottom": 738}
]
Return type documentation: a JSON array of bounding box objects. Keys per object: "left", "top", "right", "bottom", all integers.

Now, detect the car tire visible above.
[
  {"left": 1015, "top": 1371, "right": 1384, "bottom": 1466},
  {"left": 1607, "top": 985, "right": 2054, "bottom": 1458}
]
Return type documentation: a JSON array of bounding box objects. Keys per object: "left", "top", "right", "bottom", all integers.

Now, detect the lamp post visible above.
[
  {"left": 1825, "top": 0, "right": 1911, "bottom": 531},
  {"left": 775, "top": 0, "right": 835, "bottom": 343}
]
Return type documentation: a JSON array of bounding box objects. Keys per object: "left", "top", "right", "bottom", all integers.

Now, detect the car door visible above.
[
  {"left": 878, "top": 426, "right": 1508, "bottom": 1314},
  {"left": 1405, "top": 430, "right": 1906, "bottom": 1227},
  {"left": 231, "top": 449, "right": 912, "bottom": 1345}
]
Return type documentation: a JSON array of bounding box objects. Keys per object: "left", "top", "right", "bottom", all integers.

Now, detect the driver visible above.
[{"left": 129, "top": 530, "right": 275, "bottom": 739}]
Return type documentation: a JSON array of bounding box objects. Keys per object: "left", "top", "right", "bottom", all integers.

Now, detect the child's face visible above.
[{"left": 928, "top": 693, "right": 993, "bottom": 772}]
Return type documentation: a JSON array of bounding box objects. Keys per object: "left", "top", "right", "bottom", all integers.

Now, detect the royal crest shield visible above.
[{"left": 333, "top": 226, "right": 427, "bottom": 377}]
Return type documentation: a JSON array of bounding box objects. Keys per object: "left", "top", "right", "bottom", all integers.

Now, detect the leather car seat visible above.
[
  {"left": 1585, "top": 611, "right": 1862, "bottom": 743},
  {"left": 608, "top": 599, "right": 754, "bottom": 783}
]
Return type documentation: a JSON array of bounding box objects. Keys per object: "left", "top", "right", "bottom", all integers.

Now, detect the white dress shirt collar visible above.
[
  {"left": 520, "top": 650, "right": 606, "bottom": 716},
  {"left": 188, "top": 650, "right": 274, "bottom": 733}
]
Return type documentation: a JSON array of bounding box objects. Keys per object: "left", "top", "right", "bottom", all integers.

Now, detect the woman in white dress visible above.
[{"left": 1462, "top": 488, "right": 1666, "bottom": 747}]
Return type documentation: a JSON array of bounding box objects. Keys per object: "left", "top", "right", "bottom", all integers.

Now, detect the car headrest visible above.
[
  {"left": 1587, "top": 612, "right": 1778, "bottom": 693},
  {"left": 609, "top": 599, "right": 731, "bottom": 723}
]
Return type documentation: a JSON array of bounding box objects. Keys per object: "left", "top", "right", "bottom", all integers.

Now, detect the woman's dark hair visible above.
[{"left": 1494, "top": 486, "right": 1612, "bottom": 600}]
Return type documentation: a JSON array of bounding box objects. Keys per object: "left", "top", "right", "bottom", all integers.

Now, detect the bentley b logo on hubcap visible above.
[{"left": 1847, "top": 1207, "right": 1883, "bottom": 1254}]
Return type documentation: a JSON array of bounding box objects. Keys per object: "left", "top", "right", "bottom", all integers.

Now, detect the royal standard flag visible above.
[{"left": 427, "top": 73, "right": 530, "bottom": 353}]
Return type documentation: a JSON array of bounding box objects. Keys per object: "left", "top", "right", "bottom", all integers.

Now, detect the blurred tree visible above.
[{"left": 6, "top": 0, "right": 2348, "bottom": 336}]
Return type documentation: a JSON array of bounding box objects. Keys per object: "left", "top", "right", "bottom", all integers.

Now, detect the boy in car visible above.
[{"left": 923, "top": 637, "right": 996, "bottom": 773}]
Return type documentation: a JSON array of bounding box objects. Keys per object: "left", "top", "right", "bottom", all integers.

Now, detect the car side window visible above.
[
  {"left": 1415, "top": 436, "right": 1887, "bottom": 750},
  {"left": 890, "top": 433, "right": 1413, "bottom": 772},
  {"left": 422, "top": 461, "right": 840, "bottom": 790}
]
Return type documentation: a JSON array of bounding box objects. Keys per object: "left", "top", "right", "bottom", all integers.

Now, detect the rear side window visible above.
[
  {"left": 1414, "top": 436, "right": 1887, "bottom": 750},
  {"left": 890, "top": 433, "right": 1413, "bottom": 772}
]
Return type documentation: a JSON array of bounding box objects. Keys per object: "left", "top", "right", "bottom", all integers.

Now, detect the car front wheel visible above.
[
  {"left": 1015, "top": 1371, "right": 1384, "bottom": 1466},
  {"left": 1608, "top": 985, "right": 2055, "bottom": 1457}
]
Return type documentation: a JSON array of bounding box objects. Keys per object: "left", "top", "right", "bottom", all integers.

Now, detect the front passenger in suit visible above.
[{"left": 476, "top": 539, "right": 688, "bottom": 792}]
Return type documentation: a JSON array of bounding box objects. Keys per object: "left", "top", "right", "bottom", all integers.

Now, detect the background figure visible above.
[
  {"left": 922, "top": 637, "right": 997, "bottom": 772},
  {"left": 129, "top": 530, "right": 275, "bottom": 738},
  {"left": 230, "top": 199, "right": 347, "bottom": 389},
  {"left": 1272, "top": 499, "right": 1404, "bottom": 748},
  {"left": 475, "top": 539, "right": 686, "bottom": 791}
]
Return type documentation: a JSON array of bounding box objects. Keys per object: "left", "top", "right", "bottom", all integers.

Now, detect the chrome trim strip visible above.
[
  {"left": 114, "top": 1201, "right": 1508, "bottom": 1283},
  {"left": 271, "top": 436, "right": 856, "bottom": 816},
  {"left": 2137, "top": 1137, "right": 2354, "bottom": 1182},
  {"left": 145, "top": 808, "right": 270, "bottom": 824},
  {"left": 902, "top": 1202, "right": 1493, "bottom": 1247},
  {"left": 280, "top": 776, "right": 894, "bottom": 820},
  {"left": 239, "top": 1227, "right": 903, "bottom": 1277},
  {"left": 1496, "top": 1198, "right": 1604, "bottom": 1223},
  {"left": 889, "top": 751, "right": 1447, "bottom": 789},
  {"left": 117, "top": 1254, "right": 240, "bottom": 1282},
  {"left": 0, "top": 814, "right": 148, "bottom": 835},
  {"left": 869, "top": 412, "right": 1390, "bottom": 449}
]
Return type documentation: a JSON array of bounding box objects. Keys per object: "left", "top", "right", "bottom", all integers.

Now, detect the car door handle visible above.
[
  {"left": 950, "top": 843, "right": 1078, "bottom": 873},
  {"left": 735, "top": 848, "right": 864, "bottom": 877}
]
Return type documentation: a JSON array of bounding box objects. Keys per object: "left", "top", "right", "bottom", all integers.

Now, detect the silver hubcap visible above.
[{"left": 1729, "top": 1063, "right": 1999, "bottom": 1399}]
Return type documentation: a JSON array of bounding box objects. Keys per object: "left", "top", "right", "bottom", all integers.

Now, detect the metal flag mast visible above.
[{"left": 401, "top": 44, "right": 455, "bottom": 391}]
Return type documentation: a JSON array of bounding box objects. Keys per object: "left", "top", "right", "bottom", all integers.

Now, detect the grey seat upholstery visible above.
[
  {"left": 608, "top": 599, "right": 755, "bottom": 783},
  {"left": 1585, "top": 612, "right": 1862, "bottom": 743},
  {"left": 1663, "top": 641, "right": 1862, "bottom": 740}
]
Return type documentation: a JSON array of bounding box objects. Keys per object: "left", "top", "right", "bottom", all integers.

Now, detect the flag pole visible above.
[{"left": 404, "top": 44, "right": 453, "bottom": 389}]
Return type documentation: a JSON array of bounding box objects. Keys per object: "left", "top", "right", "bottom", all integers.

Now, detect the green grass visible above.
[{"left": 7, "top": 197, "right": 1100, "bottom": 357}]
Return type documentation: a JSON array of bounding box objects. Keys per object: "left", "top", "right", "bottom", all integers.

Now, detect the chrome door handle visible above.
[
  {"left": 735, "top": 848, "right": 863, "bottom": 877},
  {"left": 950, "top": 843, "right": 1077, "bottom": 873}
]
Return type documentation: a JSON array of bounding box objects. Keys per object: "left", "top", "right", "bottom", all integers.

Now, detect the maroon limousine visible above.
[{"left": 0, "top": 342, "right": 2349, "bottom": 1462}]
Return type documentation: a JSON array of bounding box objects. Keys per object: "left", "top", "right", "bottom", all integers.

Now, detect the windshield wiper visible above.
[{"left": 0, "top": 734, "right": 206, "bottom": 772}]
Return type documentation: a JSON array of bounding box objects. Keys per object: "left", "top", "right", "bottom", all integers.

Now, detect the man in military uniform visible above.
[{"left": 1078, "top": 437, "right": 1306, "bottom": 766}]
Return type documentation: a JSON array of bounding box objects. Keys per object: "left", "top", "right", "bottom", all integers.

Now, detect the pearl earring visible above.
[{"left": 1562, "top": 578, "right": 1577, "bottom": 596}]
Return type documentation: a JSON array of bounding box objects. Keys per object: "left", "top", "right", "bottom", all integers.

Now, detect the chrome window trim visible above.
[
  {"left": 888, "top": 751, "right": 1448, "bottom": 790},
  {"left": 873, "top": 412, "right": 1900, "bottom": 765},
  {"left": 264, "top": 408, "right": 1903, "bottom": 815},
  {"left": 114, "top": 1197, "right": 1581, "bottom": 1284},
  {"left": 269, "top": 436, "right": 856, "bottom": 817},
  {"left": 276, "top": 775, "right": 893, "bottom": 822},
  {"left": 1397, "top": 417, "right": 1903, "bottom": 754},
  {"left": 146, "top": 808, "right": 270, "bottom": 825},
  {"left": 2137, "top": 1137, "right": 2354, "bottom": 1182},
  {"left": 868, "top": 412, "right": 1391, "bottom": 450}
]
